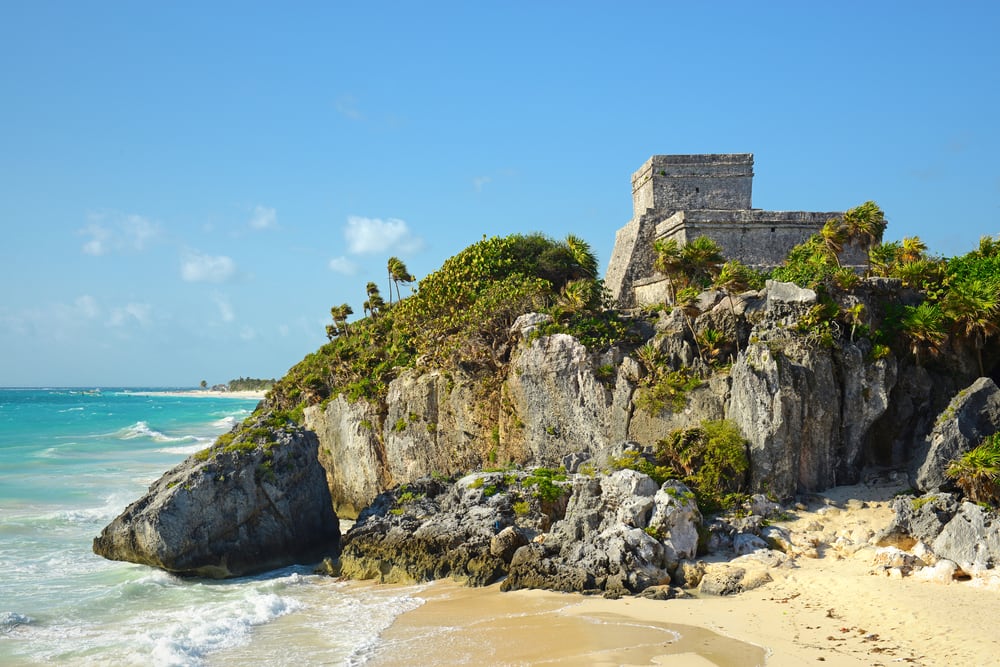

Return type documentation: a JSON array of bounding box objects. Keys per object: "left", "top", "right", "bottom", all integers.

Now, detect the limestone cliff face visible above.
[
  {"left": 304, "top": 281, "right": 947, "bottom": 512},
  {"left": 305, "top": 368, "right": 491, "bottom": 518}
]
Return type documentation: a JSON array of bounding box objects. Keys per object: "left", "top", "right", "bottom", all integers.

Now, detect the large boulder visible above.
[
  {"left": 911, "top": 377, "right": 1000, "bottom": 492},
  {"left": 93, "top": 419, "right": 339, "bottom": 578}
]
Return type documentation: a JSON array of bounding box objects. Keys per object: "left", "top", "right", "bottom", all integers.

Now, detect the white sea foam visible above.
[
  {"left": 43, "top": 491, "right": 135, "bottom": 524},
  {"left": 143, "top": 591, "right": 303, "bottom": 666},
  {"left": 119, "top": 421, "right": 197, "bottom": 444},
  {"left": 0, "top": 612, "right": 34, "bottom": 633},
  {"left": 212, "top": 415, "right": 238, "bottom": 429}
]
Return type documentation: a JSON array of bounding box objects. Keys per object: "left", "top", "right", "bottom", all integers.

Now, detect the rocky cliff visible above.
[
  {"left": 95, "top": 276, "right": 995, "bottom": 579},
  {"left": 302, "top": 279, "right": 977, "bottom": 516}
]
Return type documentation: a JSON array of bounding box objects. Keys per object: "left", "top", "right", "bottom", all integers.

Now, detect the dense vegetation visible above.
[
  {"left": 267, "top": 233, "right": 630, "bottom": 421},
  {"left": 227, "top": 377, "right": 276, "bottom": 391},
  {"left": 249, "top": 212, "right": 998, "bottom": 513}
]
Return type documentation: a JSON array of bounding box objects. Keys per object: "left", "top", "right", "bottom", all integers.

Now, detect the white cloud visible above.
[
  {"left": 249, "top": 205, "right": 277, "bottom": 230},
  {"left": 328, "top": 255, "right": 358, "bottom": 275},
  {"left": 334, "top": 94, "right": 364, "bottom": 121},
  {"left": 239, "top": 326, "right": 257, "bottom": 341},
  {"left": 473, "top": 176, "right": 492, "bottom": 193},
  {"left": 107, "top": 302, "right": 152, "bottom": 328},
  {"left": 74, "top": 295, "right": 100, "bottom": 319},
  {"left": 344, "top": 216, "right": 424, "bottom": 255},
  {"left": 181, "top": 251, "right": 236, "bottom": 283},
  {"left": 79, "top": 213, "right": 160, "bottom": 255},
  {"left": 212, "top": 293, "right": 235, "bottom": 322}
]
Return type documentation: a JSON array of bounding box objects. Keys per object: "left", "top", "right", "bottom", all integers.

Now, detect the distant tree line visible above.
[{"left": 227, "top": 377, "right": 276, "bottom": 391}]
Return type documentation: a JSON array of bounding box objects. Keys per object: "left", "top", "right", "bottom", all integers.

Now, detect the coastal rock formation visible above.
[
  {"left": 910, "top": 377, "right": 1000, "bottom": 492},
  {"left": 337, "top": 469, "right": 701, "bottom": 597},
  {"left": 878, "top": 492, "right": 1000, "bottom": 574},
  {"left": 298, "top": 280, "right": 966, "bottom": 514},
  {"left": 93, "top": 419, "right": 339, "bottom": 578},
  {"left": 338, "top": 471, "right": 569, "bottom": 586},
  {"left": 502, "top": 472, "right": 701, "bottom": 596}
]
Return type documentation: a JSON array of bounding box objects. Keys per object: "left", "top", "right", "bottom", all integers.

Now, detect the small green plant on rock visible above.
[{"left": 946, "top": 433, "right": 1000, "bottom": 507}]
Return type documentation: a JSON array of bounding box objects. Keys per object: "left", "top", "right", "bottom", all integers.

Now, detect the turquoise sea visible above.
[{"left": 0, "top": 388, "right": 423, "bottom": 666}]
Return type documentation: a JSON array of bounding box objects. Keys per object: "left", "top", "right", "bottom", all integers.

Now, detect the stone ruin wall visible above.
[
  {"left": 607, "top": 153, "right": 850, "bottom": 308},
  {"left": 631, "top": 153, "right": 754, "bottom": 215}
]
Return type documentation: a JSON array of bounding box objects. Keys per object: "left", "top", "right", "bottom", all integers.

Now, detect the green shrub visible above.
[
  {"left": 656, "top": 419, "right": 749, "bottom": 512},
  {"left": 946, "top": 433, "right": 1000, "bottom": 506}
]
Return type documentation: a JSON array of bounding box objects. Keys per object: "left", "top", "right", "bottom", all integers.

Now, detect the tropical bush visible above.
[
  {"left": 656, "top": 419, "right": 750, "bottom": 512},
  {"left": 946, "top": 433, "right": 1000, "bottom": 506}
]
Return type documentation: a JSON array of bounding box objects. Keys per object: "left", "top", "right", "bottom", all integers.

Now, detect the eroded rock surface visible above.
[{"left": 93, "top": 419, "right": 339, "bottom": 578}]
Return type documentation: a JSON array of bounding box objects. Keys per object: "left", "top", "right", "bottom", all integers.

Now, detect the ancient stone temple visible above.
[{"left": 605, "top": 154, "right": 851, "bottom": 308}]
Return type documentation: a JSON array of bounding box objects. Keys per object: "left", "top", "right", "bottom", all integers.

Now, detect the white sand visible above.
[
  {"left": 371, "top": 480, "right": 1000, "bottom": 666},
  {"left": 127, "top": 389, "right": 268, "bottom": 399}
]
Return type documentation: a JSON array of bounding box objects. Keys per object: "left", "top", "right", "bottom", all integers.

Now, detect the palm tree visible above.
[
  {"left": 818, "top": 218, "right": 848, "bottom": 267},
  {"left": 900, "top": 236, "right": 927, "bottom": 263},
  {"left": 841, "top": 201, "right": 887, "bottom": 273},
  {"left": 679, "top": 236, "right": 725, "bottom": 289},
  {"left": 943, "top": 277, "right": 1000, "bottom": 376},
  {"left": 674, "top": 286, "right": 705, "bottom": 363},
  {"left": 387, "top": 257, "right": 414, "bottom": 303},
  {"left": 329, "top": 303, "right": 353, "bottom": 338},
  {"left": 653, "top": 238, "right": 685, "bottom": 302},
  {"left": 364, "top": 282, "right": 384, "bottom": 318},
  {"left": 714, "top": 260, "right": 754, "bottom": 356},
  {"left": 901, "top": 302, "right": 947, "bottom": 367},
  {"left": 564, "top": 234, "right": 598, "bottom": 280},
  {"left": 868, "top": 241, "right": 901, "bottom": 277}
]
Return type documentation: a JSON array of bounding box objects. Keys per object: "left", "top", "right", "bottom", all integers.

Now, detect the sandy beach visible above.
[
  {"left": 126, "top": 389, "right": 269, "bottom": 400},
  {"left": 369, "top": 480, "right": 1000, "bottom": 667}
]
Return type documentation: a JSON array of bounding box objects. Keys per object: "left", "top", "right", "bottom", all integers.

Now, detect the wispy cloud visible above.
[
  {"left": 249, "top": 205, "right": 277, "bottom": 230},
  {"left": 328, "top": 255, "right": 359, "bottom": 275},
  {"left": 334, "top": 94, "right": 364, "bottom": 121},
  {"left": 212, "top": 293, "right": 235, "bottom": 322},
  {"left": 107, "top": 302, "right": 152, "bottom": 328},
  {"left": 79, "top": 213, "right": 160, "bottom": 256},
  {"left": 473, "top": 176, "right": 492, "bottom": 193},
  {"left": 181, "top": 251, "right": 237, "bottom": 283},
  {"left": 344, "top": 216, "right": 424, "bottom": 255}
]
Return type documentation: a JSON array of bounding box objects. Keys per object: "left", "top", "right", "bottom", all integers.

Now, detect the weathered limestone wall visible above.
[
  {"left": 607, "top": 153, "right": 849, "bottom": 308},
  {"left": 631, "top": 154, "right": 753, "bottom": 215},
  {"left": 656, "top": 209, "right": 840, "bottom": 268}
]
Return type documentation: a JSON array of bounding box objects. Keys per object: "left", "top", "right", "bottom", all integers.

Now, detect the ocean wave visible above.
[
  {"left": 0, "top": 611, "right": 34, "bottom": 633},
  {"left": 212, "top": 415, "right": 238, "bottom": 429},
  {"left": 42, "top": 491, "right": 134, "bottom": 524},
  {"left": 144, "top": 591, "right": 303, "bottom": 666},
  {"left": 118, "top": 421, "right": 197, "bottom": 444}
]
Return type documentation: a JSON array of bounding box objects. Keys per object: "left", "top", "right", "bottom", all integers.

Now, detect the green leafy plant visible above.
[
  {"left": 946, "top": 433, "right": 1000, "bottom": 507},
  {"left": 656, "top": 419, "right": 750, "bottom": 512}
]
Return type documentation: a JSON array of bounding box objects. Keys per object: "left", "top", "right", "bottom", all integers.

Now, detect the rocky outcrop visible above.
[
  {"left": 502, "top": 471, "right": 701, "bottom": 596},
  {"left": 337, "top": 470, "right": 701, "bottom": 597},
  {"left": 720, "top": 281, "right": 899, "bottom": 499},
  {"left": 910, "top": 377, "right": 1000, "bottom": 492},
  {"left": 305, "top": 368, "right": 490, "bottom": 518},
  {"left": 501, "top": 333, "right": 639, "bottom": 465},
  {"left": 338, "top": 471, "right": 569, "bottom": 586},
  {"left": 303, "top": 281, "right": 951, "bottom": 514},
  {"left": 93, "top": 419, "right": 339, "bottom": 578},
  {"left": 878, "top": 492, "right": 1000, "bottom": 575}
]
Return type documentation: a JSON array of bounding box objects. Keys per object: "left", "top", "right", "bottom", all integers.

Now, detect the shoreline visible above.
[
  {"left": 365, "top": 480, "right": 1000, "bottom": 666},
  {"left": 125, "top": 389, "right": 268, "bottom": 400}
]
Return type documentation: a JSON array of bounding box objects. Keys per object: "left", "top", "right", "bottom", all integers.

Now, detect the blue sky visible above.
[{"left": 2, "top": 2, "right": 998, "bottom": 387}]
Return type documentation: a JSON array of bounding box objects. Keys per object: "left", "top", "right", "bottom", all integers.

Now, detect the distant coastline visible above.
[{"left": 126, "top": 389, "right": 268, "bottom": 400}]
